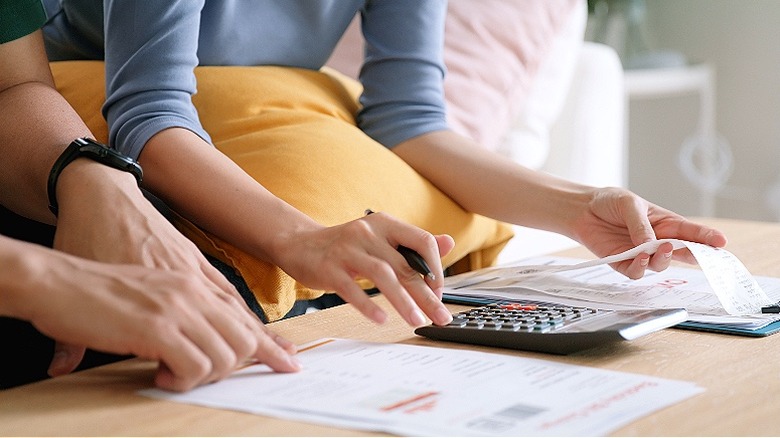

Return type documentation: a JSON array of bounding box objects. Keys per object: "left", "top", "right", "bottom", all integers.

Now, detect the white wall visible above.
[{"left": 623, "top": 0, "right": 780, "bottom": 221}]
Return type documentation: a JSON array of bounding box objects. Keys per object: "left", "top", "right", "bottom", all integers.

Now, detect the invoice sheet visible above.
[{"left": 141, "top": 338, "right": 703, "bottom": 437}]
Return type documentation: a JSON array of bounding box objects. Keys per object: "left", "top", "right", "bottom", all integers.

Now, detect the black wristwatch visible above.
[{"left": 47, "top": 137, "right": 144, "bottom": 216}]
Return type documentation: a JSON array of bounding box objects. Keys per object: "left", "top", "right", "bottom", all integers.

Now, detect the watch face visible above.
[{"left": 78, "top": 139, "right": 144, "bottom": 183}]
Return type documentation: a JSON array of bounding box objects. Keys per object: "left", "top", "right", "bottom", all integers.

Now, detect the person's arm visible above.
[
  {"left": 0, "top": 28, "right": 239, "bottom": 297},
  {"left": 0, "top": 28, "right": 302, "bottom": 374},
  {"left": 99, "top": 0, "right": 359, "bottom": 262},
  {"left": 393, "top": 130, "right": 728, "bottom": 279},
  {"left": 393, "top": 131, "right": 591, "bottom": 233},
  {"left": 0, "top": 235, "right": 299, "bottom": 392},
  {"left": 356, "top": 0, "right": 449, "bottom": 148},
  {"left": 0, "top": 29, "right": 90, "bottom": 222},
  {"left": 350, "top": 2, "right": 726, "bottom": 279},
  {"left": 100, "top": 1, "right": 454, "bottom": 326},
  {"left": 141, "top": 127, "right": 455, "bottom": 327},
  {"left": 354, "top": 2, "right": 587, "bottom": 230}
]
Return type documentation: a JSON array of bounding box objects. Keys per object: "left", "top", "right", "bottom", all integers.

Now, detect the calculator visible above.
[{"left": 414, "top": 301, "right": 688, "bottom": 355}]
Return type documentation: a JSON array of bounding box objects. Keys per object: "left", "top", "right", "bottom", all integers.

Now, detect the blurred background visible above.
[{"left": 587, "top": 0, "right": 780, "bottom": 221}]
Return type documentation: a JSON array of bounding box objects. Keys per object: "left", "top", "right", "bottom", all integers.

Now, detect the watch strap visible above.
[{"left": 47, "top": 138, "right": 143, "bottom": 216}]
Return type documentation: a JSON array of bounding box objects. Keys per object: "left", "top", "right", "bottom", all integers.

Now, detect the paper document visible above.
[
  {"left": 446, "top": 239, "right": 780, "bottom": 328},
  {"left": 141, "top": 338, "right": 703, "bottom": 436}
]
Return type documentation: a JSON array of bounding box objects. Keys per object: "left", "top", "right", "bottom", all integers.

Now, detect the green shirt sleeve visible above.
[{"left": 0, "top": 0, "right": 46, "bottom": 44}]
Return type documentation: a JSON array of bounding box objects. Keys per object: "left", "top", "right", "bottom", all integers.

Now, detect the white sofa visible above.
[{"left": 327, "top": 0, "right": 625, "bottom": 265}]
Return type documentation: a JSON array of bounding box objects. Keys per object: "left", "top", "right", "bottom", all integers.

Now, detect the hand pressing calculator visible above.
[{"left": 414, "top": 300, "right": 688, "bottom": 355}]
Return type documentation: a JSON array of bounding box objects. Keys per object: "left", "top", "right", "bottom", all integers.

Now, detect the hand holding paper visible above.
[{"left": 571, "top": 188, "right": 727, "bottom": 279}]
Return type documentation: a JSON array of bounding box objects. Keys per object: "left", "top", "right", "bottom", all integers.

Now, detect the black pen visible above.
[
  {"left": 364, "top": 209, "right": 436, "bottom": 281},
  {"left": 761, "top": 302, "right": 780, "bottom": 313},
  {"left": 397, "top": 245, "right": 436, "bottom": 281}
]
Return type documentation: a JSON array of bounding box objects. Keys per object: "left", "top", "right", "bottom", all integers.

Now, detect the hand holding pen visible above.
[
  {"left": 270, "top": 208, "right": 454, "bottom": 327},
  {"left": 365, "top": 209, "right": 435, "bottom": 281},
  {"left": 358, "top": 209, "right": 454, "bottom": 326}
]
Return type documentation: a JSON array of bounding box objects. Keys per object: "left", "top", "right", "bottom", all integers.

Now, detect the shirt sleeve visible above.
[
  {"left": 357, "top": 0, "right": 449, "bottom": 148},
  {"left": 0, "top": 0, "right": 47, "bottom": 44},
  {"left": 103, "top": 0, "right": 210, "bottom": 159}
]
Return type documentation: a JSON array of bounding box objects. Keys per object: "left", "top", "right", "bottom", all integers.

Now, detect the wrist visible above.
[
  {"left": 56, "top": 159, "right": 146, "bottom": 218},
  {"left": 531, "top": 181, "right": 596, "bottom": 237},
  {"left": 48, "top": 138, "right": 143, "bottom": 216},
  {"left": 262, "top": 205, "right": 325, "bottom": 265}
]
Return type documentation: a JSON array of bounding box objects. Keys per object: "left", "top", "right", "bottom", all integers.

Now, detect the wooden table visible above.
[{"left": 2, "top": 218, "right": 779, "bottom": 436}]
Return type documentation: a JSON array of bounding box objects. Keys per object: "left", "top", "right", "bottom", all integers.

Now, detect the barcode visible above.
[
  {"left": 496, "top": 403, "right": 547, "bottom": 420},
  {"left": 466, "top": 403, "right": 547, "bottom": 433}
]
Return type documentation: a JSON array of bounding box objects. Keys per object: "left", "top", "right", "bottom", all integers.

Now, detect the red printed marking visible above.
[
  {"left": 656, "top": 279, "right": 688, "bottom": 289},
  {"left": 380, "top": 391, "right": 439, "bottom": 412}
]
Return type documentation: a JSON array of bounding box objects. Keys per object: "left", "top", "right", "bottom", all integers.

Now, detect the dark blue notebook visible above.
[{"left": 675, "top": 320, "right": 780, "bottom": 337}]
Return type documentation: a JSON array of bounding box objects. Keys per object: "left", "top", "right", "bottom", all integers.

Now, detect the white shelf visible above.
[{"left": 625, "top": 64, "right": 713, "bottom": 99}]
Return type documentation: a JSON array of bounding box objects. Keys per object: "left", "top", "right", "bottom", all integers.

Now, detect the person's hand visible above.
[
  {"left": 270, "top": 211, "right": 455, "bottom": 327},
  {"left": 571, "top": 187, "right": 728, "bottom": 279},
  {"left": 8, "top": 243, "right": 300, "bottom": 392},
  {"left": 50, "top": 162, "right": 269, "bottom": 373},
  {"left": 53, "top": 162, "right": 236, "bottom": 296}
]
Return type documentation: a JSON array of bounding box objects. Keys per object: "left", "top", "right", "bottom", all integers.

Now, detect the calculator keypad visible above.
[{"left": 449, "top": 303, "right": 601, "bottom": 334}]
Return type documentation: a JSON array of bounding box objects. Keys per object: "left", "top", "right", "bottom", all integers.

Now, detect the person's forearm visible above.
[
  {"left": 0, "top": 31, "right": 92, "bottom": 224},
  {"left": 138, "top": 127, "right": 323, "bottom": 264},
  {"left": 0, "top": 82, "right": 95, "bottom": 223},
  {"left": 392, "top": 130, "right": 596, "bottom": 237}
]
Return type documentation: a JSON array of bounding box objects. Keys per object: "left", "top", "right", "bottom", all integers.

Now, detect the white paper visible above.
[
  {"left": 141, "top": 338, "right": 703, "bottom": 437},
  {"left": 445, "top": 239, "right": 780, "bottom": 327}
]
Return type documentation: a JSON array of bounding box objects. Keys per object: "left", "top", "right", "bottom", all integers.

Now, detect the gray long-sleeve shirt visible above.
[{"left": 42, "top": 0, "right": 449, "bottom": 159}]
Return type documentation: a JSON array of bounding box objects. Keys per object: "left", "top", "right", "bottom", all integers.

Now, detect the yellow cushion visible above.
[{"left": 49, "top": 61, "right": 514, "bottom": 321}]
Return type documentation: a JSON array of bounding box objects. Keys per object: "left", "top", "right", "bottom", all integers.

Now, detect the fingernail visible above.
[
  {"left": 289, "top": 356, "right": 303, "bottom": 371},
  {"left": 640, "top": 256, "right": 649, "bottom": 267},
  {"left": 434, "top": 307, "right": 453, "bottom": 325},
  {"left": 664, "top": 251, "right": 673, "bottom": 259}
]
